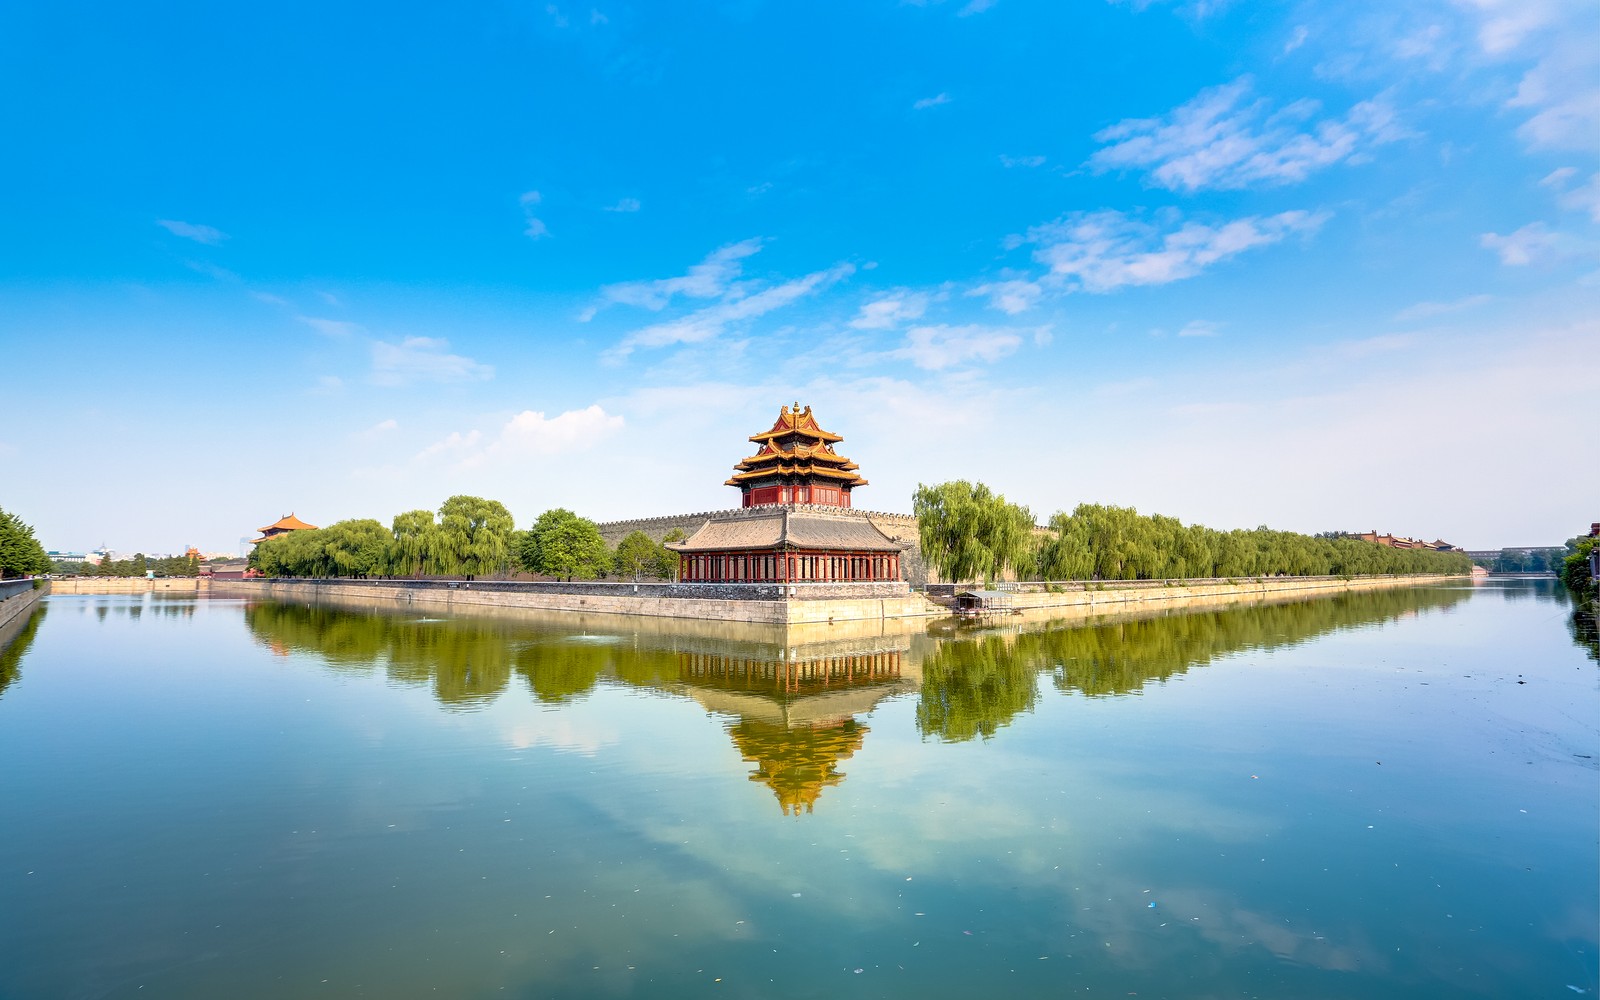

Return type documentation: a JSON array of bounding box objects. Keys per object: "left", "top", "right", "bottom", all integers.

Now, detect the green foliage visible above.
[
  {"left": 435, "top": 495, "right": 516, "bottom": 579},
  {"left": 524, "top": 509, "right": 611, "bottom": 581},
  {"left": 388, "top": 509, "right": 439, "bottom": 577},
  {"left": 913, "top": 481, "right": 1034, "bottom": 585},
  {"left": 1031, "top": 502, "right": 1473, "bottom": 581},
  {"left": 0, "top": 508, "right": 52, "bottom": 579},
  {"left": 613, "top": 530, "right": 671, "bottom": 581},
  {"left": 1560, "top": 535, "right": 1597, "bottom": 597}
]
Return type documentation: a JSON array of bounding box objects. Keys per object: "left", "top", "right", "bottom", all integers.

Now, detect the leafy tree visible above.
[
  {"left": 387, "top": 509, "right": 438, "bottom": 577},
  {"left": 659, "top": 528, "right": 686, "bottom": 580},
  {"left": 1561, "top": 535, "right": 1597, "bottom": 598},
  {"left": 322, "top": 519, "right": 391, "bottom": 577},
  {"left": 0, "top": 508, "right": 52, "bottom": 578},
  {"left": 613, "top": 530, "right": 670, "bottom": 581},
  {"left": 523, "top": 509, "right": 611, "bottom": 581},
  {"left": 435, "top": 496, "right": 515, "bottom": 579},
  {"left": 913, "top": 481, "right": 1034, "bottom": 585}
]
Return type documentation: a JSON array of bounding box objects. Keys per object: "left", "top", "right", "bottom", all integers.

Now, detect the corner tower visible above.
[{"left": 725, "top": 403, "right": 868, "bottom": 508}]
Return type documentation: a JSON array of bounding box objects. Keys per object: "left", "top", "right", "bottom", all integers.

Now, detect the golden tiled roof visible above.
[
  {"left": 668, "top": 510, "right": 904, "bottom": 553},
  {"left": 257, "top": 512, "right": 319, "bottom": 533},
  {"left": 748, "top": 403, "right": 843, "bottom": 444},
  {"left": 729, "top": 404, "right": 866, "bottom": 489}
]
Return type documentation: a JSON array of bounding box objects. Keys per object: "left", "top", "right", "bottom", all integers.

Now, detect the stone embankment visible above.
[
  {"left": 200, "top": 573, "right": 1463, "bottom": 625},
  {"left": 209, "top": 577, "right": 941, "bottom": 625},
  {"left": 0, "top": 579, "right": 48, "bottom": 653}
]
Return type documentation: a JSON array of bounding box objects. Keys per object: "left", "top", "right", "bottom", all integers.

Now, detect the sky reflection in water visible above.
[{"left": 0, "top": 581, "right": 1594, "bottom": 998}]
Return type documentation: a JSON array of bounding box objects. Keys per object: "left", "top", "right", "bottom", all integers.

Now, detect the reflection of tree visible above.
[
  {"left": 726, "top": 718, "right": 867, "bottom": 816},
  {"left": 514, "top": 641, "right": 611, "bottom": 704},
  {"left": 917, "top": 585, "right": 1474, "bottom": 738},
  {"left": 917, "top": 634, "right": 1039, "bottom": 742},
  {"left": 0, "top": 605, "right": 46, "bottom": 700},
  {"left": 243, "top": 603, "right": 515, "bottom": 709},
  {"left": 1570, "top": 604, "right": 1599, "bottom": 664}
]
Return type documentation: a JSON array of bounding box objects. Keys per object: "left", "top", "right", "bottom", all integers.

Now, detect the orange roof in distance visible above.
[{"left": 257, "top": 512, "right": 319, "bottom": 533}]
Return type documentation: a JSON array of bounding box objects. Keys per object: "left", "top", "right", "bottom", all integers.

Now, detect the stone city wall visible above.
[{"left": 0, "top": 579, "right": 48, "bottom": 635}]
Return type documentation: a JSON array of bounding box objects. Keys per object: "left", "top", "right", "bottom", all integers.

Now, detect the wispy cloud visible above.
[
  {"left": 157, "top": 219, "right": 228, "bottom": 245},
  {"left": 371, "top": 337, "right": 494, "bottom": 386},
  {"left": 603, "top": 197, "right": 642, "bottom": 213},
  {"left": 608, "top": 261, "right": 855, "bottom": 360},
  {"left": 298, "top": 315, "right": 365, "bottom": 337},
  {"left": 1394, "top": 294, "right": 1492, "bottom": 322},
  {"left": 1479, "top": 223, "right": 1558, "bottom": 266},
  {"left": 913, "top": 93, "right": 951, "bottom": 110},
  {"left": 520, "top": 190, "right": 549, "bottom": 239},
  {"left": 891, "top": 324, "right": 1031, "bottom": 370},
  {"left": 1020, "top": 208, "right": 1328, "bottom": 293},
  {"left": 999, "top": 154, "right": 1046, "bottom": 168},
  {"left": 850, "top": 290, "right": 929, "bottom": 330},
  {"left": 1454, "top": 0, "right": 1600, "bottom": 154},
  {"left": 592, "top": 239, "right": 762, "bottom": 314},
  {"left": 968, "top": 279, "right": 1043, "bottom": 315},
  {"left": 1283, "top": 24, "right": 1309, "bottom": 53},
  {"left": 369, "top": 418, "right": 399, "bottom": 433},
  {"left": 1089, "top": 77, "right": 1408, "bottom": 191},
  {"left": 959, "top": 0, "right": 998, "bottom": 14},
  {"left": 1177, "top": 319, "right": 1221, "bottom": 337}
]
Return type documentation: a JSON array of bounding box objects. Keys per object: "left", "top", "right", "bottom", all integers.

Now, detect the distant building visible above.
[
  {"left": 1351, "top": 530, "right": 1457, "bottom": 552},
  {"left": 200, "top": 558, "right": 252, "bottom": 580},
  {"left": 669, "top": 404, "right": 905, "bottom": 583},
  {"left": 251, "top": 513, "right": 319, "bottom": 546}
]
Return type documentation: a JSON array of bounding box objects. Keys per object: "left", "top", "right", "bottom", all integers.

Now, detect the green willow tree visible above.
[
  {"left": 913, "top": 481, "right": 1034, "bottom": 585},
  {"left": 387, "top": 509, "right": 438, "bottom": 577},
  {"left": 435, "top": 495, "right": 515, "bottom": 579}
]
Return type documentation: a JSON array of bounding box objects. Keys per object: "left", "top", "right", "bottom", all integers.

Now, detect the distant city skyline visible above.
[{"left": 2, "top": 0, "right": 1595, "bottom": 553}]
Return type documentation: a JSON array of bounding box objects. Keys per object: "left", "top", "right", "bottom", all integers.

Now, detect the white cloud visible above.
[
  {"left": 1022, "top": 208, "right": 1328, "bottom": 293},
  {"left": 999, "top": 154, "right": 1046, "bottom": 168},
  {"left": 850, "top": 290, "right": 929, "bottom": 330},
  {"left": 1089, "top": 77, "right": 1408, "bottom": 191},
  {"left": 415, "top": 429, "right": 481, "bottom": 462},
  {"left": 370, "top": 418, "right": 399, "bottom": 433},
  {"left": 609, "top": 262, "right": 855, "bottom": 360},
  {"left": 892, "top": 324, "right": 1030, "bottom": 370},
  {"left": 603, "top": 197, "right": 642, "bottom": 213},
  {"left": 371, "top": 337, "right": 494, "bottom": 386},
  {"left": 598, "top": 239, "right": 764, "bottom": 312},
  {"left": 520, "top": 190, "right": 549, "bottom": 239},
  {"left": 298, "top": 315, "right": 364, "bottom": 337},
  {"left": 1451, "top": 0, "right": 1600, "bottom": 154},
  {"left": 1547, "top": 170, "right": 1600, "bottom": 221},
  {"left": 1479, "top": 223, "right": 1560, "bottom": 265},
  {"left": 1178, "top": 320, "right": 1221, "bottom": 337},
  {"left": 251, "top": 291, "right": 289, "bottom": 307},
  {"left": 1393, "top": 294, "right": 1492, "bottom": 321},
  {"left": 968, "top": 279, "right": 1043, "bottom": 315},
  {"left": 959, "top": 0, "right": 997, "bottom": 15},
  {"left": 156, "top": 219, "right": 227, "bottom": 245},
  {"left": 414, "top": 405, "right": 624, "bottom": 468},
  {"left": 494, "top": 405, "right": 625, "bottom": 455},
  {"left": 913, "top": 93, "right": 951, "bottom": 110},
  {"left": 1284, "top": 24, "right": 1310, "bottom": 53}
]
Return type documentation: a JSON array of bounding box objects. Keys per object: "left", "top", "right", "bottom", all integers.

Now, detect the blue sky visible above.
[{"left": 2, "top": 0, "right": 1595, "bottom": 555}]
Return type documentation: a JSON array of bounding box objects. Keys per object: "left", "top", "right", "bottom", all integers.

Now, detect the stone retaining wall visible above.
[
  {"left": 0, "top": 580, "right": 47, "bottom": 647},
  {"left": 210, "top": 578, "right": 937, "bottom": 625}
]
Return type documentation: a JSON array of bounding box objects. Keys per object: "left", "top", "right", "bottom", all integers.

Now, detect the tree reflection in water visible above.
[
  {"left": 0, "top": 605, "right": 46, "bottom": 701},
  {"left": 915, "top": 585, "right": 1473, "bottom": 742},
  {"left": 242, "top": 584, "right": 1476, "bottom": 810}
]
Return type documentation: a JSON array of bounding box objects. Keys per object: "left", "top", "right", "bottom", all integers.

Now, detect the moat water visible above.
[{"left": 0, "top": 580, "right": 1594, "bottom": 998}]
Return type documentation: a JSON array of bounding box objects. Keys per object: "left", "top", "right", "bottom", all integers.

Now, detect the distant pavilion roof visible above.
[{"left": 257, "top": 513, "right": 319, "bottom": 534}]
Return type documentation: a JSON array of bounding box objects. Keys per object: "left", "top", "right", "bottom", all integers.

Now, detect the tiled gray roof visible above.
[{"left": 670, "top": 510, "right": 905, "bottom": 553}]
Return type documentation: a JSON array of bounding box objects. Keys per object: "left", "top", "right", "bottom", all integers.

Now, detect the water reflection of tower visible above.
[{"left": 677, "top": 644, "right": 914, "bottom": 815}]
